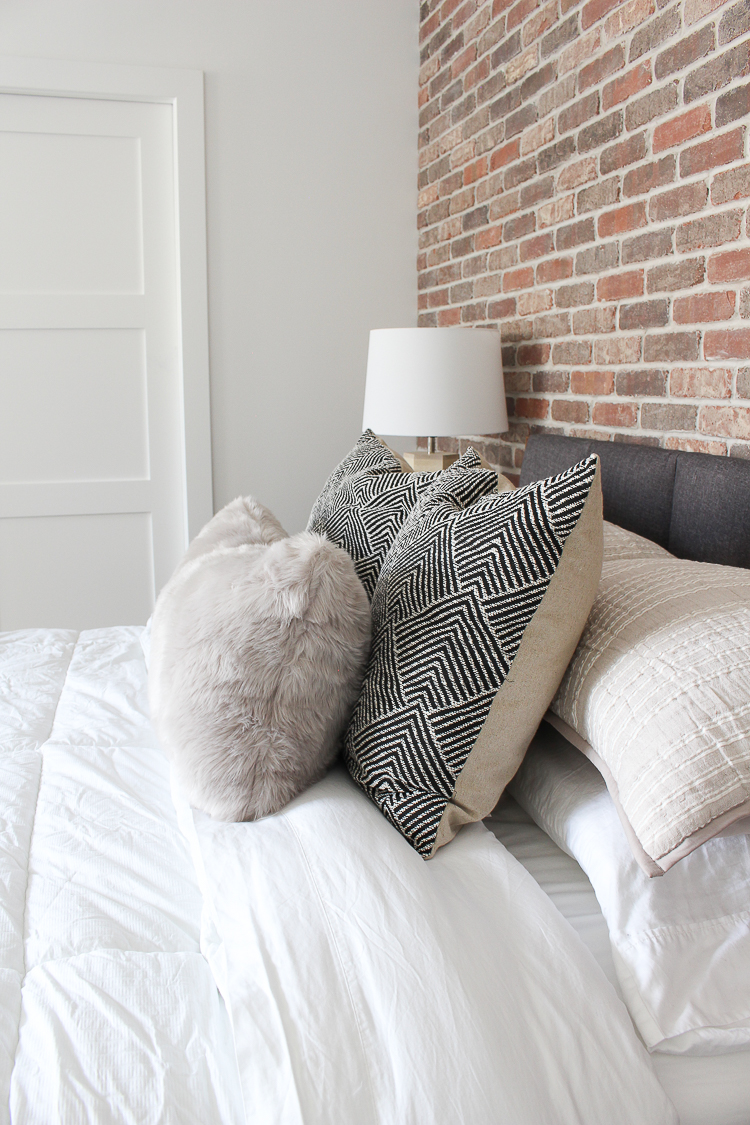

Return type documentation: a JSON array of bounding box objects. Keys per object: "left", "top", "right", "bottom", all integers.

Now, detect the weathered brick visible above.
[
  {"left": 518, "top": 289, "right": 554, "bottom": 314},
  {"left": 504, "top": 156, "right": 538, "bottom": 187},
  {"left": 558, "top": 157, "right": 598, "bottom": 190},
  {"left": 578, "top": 111, "right": 623, "bottom": 154},
  {"left": 552, "top": 340, "right": 593, "bottom": 363},
  {"left": 647, "top": 257, "right": 705, "bottom": 291},
  {"left": 489, "top": 140, "right": 521, "bottom": 171},
  {"left": 561, "top": 30, "right": 604, "bottom": 77},
  {"left": 499, "top": 317, "right": 534, "bottom": 341},
  {"left": 517, "top": 342, "right": 552, "bottom": 364},
  {"left": 462, "top": 252, "right": 489, "bottom": 276},
  {"left": 537, "top": 257, "right": 574, "bottom": 282},
  {"left": 504, "top": 211, "right": 536, "bottom": 240},
  {"left": 666, "top": 436, "right": 728, "bottom": 454},
  {"left": 623, "top": 157, "right": 674, "bottom": 200},
  {"left": 534, "top": 312, "right": 572, "bottom": 335},
  {"left": 556, "top": 218, "right": 596, "bottom": 249},
  {"left": 699, "top": 404, "right": 750, "bottom": 438},
  {"left": 536, "top": 137, "right": 577, "bottom": 172},
  {"left": 504, "top": 265, "right": 536, "bottom": 290},
  {"left": 625, "top": 82, "right": 679, "bottom": 130},
  {"left": 559, "top": 92, "right": 600, "bottom": 135},
  {"left": 520, "top": 232, "right": 556, "bottom": 259},
  {"left": 593, "top": 401, "right": 639, "bottom": 425},
  {"left": 524, "top": 0, "right": 558, "bottom": 45},
  {"left": 605, "top": 0, "right": 655, "bottom": 39},
  {"left": 655, "top": 26, "right": 715, "bottom": 80},
  {"left": 506, "top": 104, "right": 538, "bottom": 138},
  {"left": 507, "top": 0, "right": 536, "bottom": 31},
  {"left": 538, "top": 195, "right": 576, "bottom": 228},
  {"left": 738, "top": 367, "right": 750, "bottom": 396},
  {"left": 619, "top": 299, "right": 669, "bottom": 328},
  {"left": 650, "top": 181, "right": 708, "bottom": 221},
  {"left": 577, "top": 178, "right": 620, "bottom": 213},
  {"left": 597, "top": 271, "right": 645, "bottom": 301},
  {"left": 704, "top": 328, "right": 750, "bottom": 359},
  {"left": 579, "top": 45, "right": 626, "bottom": 91},
  {"left": 520, "top": 176, "right": 555, "bottom": 207},
  {"left": 676, "top": 210, "right": 743, "bottom": 252},
  {"left": 461, "top": 300, "right": 488, "bottom": 321},
  {"left": 513, "top": 396, "right": 551, "bottom": 418},
  {"left": 629, "top": 6, "right": 681, "bottom": 62},
  {"left": 473, "top": 224, "right": 502, "bottom": 249},
  {"left": 541, "top": 15, "right": 579, "bottom": 59},
  {"left": 616, "top": 369, "right": 667, "bottom": 395},
  {"left": 742, "top": 289, "right": 750, "bottom": 318},
  {"left": 594, "top": 336, "right": 642, "bottom": 363},
  {"left": 462, "top": 204, "right": 489, "bottom": 231},
  {"left": 681, "top": 129, "right": 745, "bottom": 178},
  {"left": 719, "top": 0, "right": 750, "bottom": 45},
  {"left": 643, "top": 332, "right": 701, "bottom": 361},
  {"left": 623, "top": 228, "right": 674, "bottom": 264},
  {"left": 504, "top": 371, "right": 532, "bottom": 392},
  {"left": 450, "top": 186, "right": 477, "bottom": 215},
  {"left": 520, "top": 117, "right": 555, "bottom": 155},
  {"left": 641, "top": 403, "right": 698, "bottom": 429},
  {"left": 552, "top": 399, "right": 590, "bottom": 422},
  {"left": 491, "top": 30, "right": 523, "bottom": 70},
  {"left": 556, "top": 282, "right": 596, "bottom": 307},
  {"left": 571, "top": 369, "right": 614, "bottom": 394},
  {"left": 707, "top": 247, "right": 750, "bottom": 282},
  {"left": 450, "top": 280, "right": 475, "bottom": 302},
  {"left": 582, "top": 0, "right": 622, "bottom": 30},
  {"left": 670, "top": 366, "right": 732, "bottom": 396},
  {"left": 599, "top": 201, "right": 648, "bottom": 237},
  {"left": 576, "top": 242, "right": 620, "bottom": 275},
  {"left": 475, "top": 273, "right": 506, "bottom": 297},
  {"left": 684, "top": 0, "right": 724, "bottom": 25},
  {"left": 573, "top": 306, "right": 617, "bottom": 333},
  {"left": 489, "top": 191, "right": 522, "bottom": 221},
  {"left": 506, "top": 45, "right": 541, "bottom": 85},
  {"left": 534, "top": 370, "right": 570, "bottom": 392},
  {"left": 602, "top": 61, "right": 652, "bottom": 111},
  {"left": 716, "top": 82, "right": 750, "bottom": 127},
  {"left": 684, "top": 41, "right": 750, "bottom": 103},
  {"left": 600, "top": 132, "right": 647, "bottom": 174},
  {"left": 653, "top": 105, "right": 712, "bottom": 153},
  {"left": 434, "top": 307, "right": 459, "bottom": 324},
  {"left": 488, "top": 296, "right": 518, "bottom": 317}
]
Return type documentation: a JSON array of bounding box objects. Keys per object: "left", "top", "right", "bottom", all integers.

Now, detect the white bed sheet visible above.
[
  {"left": 0, "top": 627, "right": 245, "bottom": 1125},
  {"left": 486, "top": 795, "right": 750, "bottom": 1125}
]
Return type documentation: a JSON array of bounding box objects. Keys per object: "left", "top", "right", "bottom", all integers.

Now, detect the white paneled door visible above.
[{"left": 0, "top": 88, "right": 198, "bottom": 629}]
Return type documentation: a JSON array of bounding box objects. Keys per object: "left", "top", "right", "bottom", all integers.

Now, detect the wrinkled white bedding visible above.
[
  {"left": 174, "top": 768, "right": 677, "bottom": 1125},
  {"left": 0, "top": 628, "right": 244, "bottom": 1125}
]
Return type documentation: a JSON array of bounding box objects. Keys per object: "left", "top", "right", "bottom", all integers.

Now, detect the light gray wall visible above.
[{"left": 2, "top": 0, "right": 419, "bottom": 531}]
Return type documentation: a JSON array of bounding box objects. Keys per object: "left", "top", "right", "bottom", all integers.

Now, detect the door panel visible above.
[{"left": 0, "top": 93, "right": 187, "bottom": 629}]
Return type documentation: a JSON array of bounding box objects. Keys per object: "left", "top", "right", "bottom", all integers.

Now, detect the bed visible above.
[{"left": 0, "top": 432, "right": 747, "bottom": 1124}]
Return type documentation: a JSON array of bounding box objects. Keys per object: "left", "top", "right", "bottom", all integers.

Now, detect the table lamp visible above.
[{"left": 362, "top": 327, "right": 507, "bottom": 472}]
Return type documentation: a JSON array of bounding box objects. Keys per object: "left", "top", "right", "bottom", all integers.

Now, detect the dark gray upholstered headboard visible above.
[{"left": 519, "top": 434, "right": 750, "bottom": 570}]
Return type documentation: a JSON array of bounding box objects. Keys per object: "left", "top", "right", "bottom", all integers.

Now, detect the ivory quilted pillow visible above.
[{"left": 550, "top": 553, "right": 750, "bottom": 875}]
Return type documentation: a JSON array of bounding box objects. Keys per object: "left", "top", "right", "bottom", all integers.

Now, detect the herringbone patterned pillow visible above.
[
  {"left": 345, "top": 453, "right": 603, "bottom": 857},
  {"left": 307, "top": 430, "right": 490, "bottom": 600}
]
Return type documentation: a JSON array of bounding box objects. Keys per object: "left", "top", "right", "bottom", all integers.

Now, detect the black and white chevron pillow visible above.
[
  {"left": 307, "top": 430, "right": 492, "bottom": 600},
  {"left": 345, "top": 453, "right": 603, "bottom": 858}
]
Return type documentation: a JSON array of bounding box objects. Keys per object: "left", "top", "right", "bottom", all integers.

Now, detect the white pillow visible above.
[{"left": 149, "top": 496, "right": 371, "bottom": 821}]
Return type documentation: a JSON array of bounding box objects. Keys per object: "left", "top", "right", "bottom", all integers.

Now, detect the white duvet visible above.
[{"left": 1, "top": 626, "right": 677, "bottom": 1124}]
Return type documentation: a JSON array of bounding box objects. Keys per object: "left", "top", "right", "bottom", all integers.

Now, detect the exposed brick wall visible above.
[{"left": 417, "top": 0, "right": 750, "bottom": 479}]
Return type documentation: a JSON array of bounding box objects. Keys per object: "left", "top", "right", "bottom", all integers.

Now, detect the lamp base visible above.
[{"left": 402, "top": 451, "right": 459, "bottom": 473}]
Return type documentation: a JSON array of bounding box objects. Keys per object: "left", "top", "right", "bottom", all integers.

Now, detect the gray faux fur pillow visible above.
[{"left": 149, "top": 496, "right": 371, "bottom": 821}]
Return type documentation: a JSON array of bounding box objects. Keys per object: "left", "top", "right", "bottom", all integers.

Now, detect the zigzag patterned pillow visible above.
[
  {"left": 307, "top": 430, "right": 492, "bottom": 600},
  {"left": 345, "top": 454, "right": 603, "bottom": 858}
]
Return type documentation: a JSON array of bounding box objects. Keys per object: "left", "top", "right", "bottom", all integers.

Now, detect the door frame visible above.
[{"left": 0, "top": 54, "right": 213, "bottom": 543}]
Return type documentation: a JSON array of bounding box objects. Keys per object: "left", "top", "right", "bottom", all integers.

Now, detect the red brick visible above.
[
  {"left": 598, "top": 201, "right": 648, "bottom": 237},
  {"left": 452, "top": 44, "right": 477, "bottom": 78},
  {"left": 582, "top": 0, "right": 621, "bottom": 29},
  {"left": 674, "top": 291, "right": 736, "bottom": 323},
  {"left": 507, "top": 0, "right": 538, "bottom": 30},
  {"left": 707, "top": 248, "right": 750, "bottom": 282},
  {"left": 602, "top": 62, "right": 652, "bottom": 111},
  {"left": 475, "top": 224, "right": 503, "bottom": 249},
  {"left": 666, "top": 437, "right": 727, "bottom": 454},
  {"left": 489, "top": 140, "right": 521, "bottom": 172},
  {"left": 437, "top": 307, "right": 463, "bottom": 325},
  {"left": 580, "top": 46, "right": 626, "bottom": 92},
  {"left": 680, "top": 129, "right": 745, "bottom": 178},
  {"left": 605, "top": 0, "right": 655, "bottom": 38},
  {"left": 520, "top": 233, "right": 556, "bottom": 260},
  {"left": 537, "top": 257, "right": 574, "bottom": 282},
  {"left": 559, "top": 93, "right": 600, "bottom": 135},
  {"left": 504, "top": 266, "right": 535, "bottom": 291},
  {"left": 574, "top": 307, "right": 617, "bottom": 333},
  {"left": 600, "top": 133, "right": 647, "bottom": 175},
  {"left": 518, "top": 290, "right": 554, "bottom": 315},
  {"left": 517, "top": 343, "right": 551, "bottom": 365},
  {"left": 552, "top": 400, "right": 590, "bottom": 422},
  {"left": 677, "top": 209, "right": 743, "bottom": 251},
  {"left": 616, "top": 369, "right": 667, "bottom": 396},
  {"left": 597, "top": 270, "right": 644, "bottom": 300},
  {"left": 463, "top": 156, "right": 488, "bottom": 184},
  {"left": 623, "top": 156, "right": 676, "bottom": 197},
  {"left": 619, "top": 299, "right": 669, "bottom": 329},
  {"left": 592, "top": 402, "right": 638, "bottom": 426},
  {"left": 670, "top": 367, "right": 732, "bottom": 397},
  {"left": 514, "top": 397, "right": 550, "bottom": 418},
  {"left": 653, "top": 105, "right": 713, "bottom": 155},
  {"left": 649, "top": 181, "right": 708, "bottom": 221},
  {"left": 487, "top": 297, "right": 518, "bottom": 318},
  {"left": 534, "top": 371, "right": 570, "bottom": 393},
  {"left": 704, "top": 328, "right": 750, "bottom": 360},
  {"left": 647, "top": 258, "right": 705, "bottom": 291},
  {"left": 699, "top": 405, "right": 750, "bottom": 438},
  {"left": 571, "top": 369, "right": 615, "bottom": 394}
]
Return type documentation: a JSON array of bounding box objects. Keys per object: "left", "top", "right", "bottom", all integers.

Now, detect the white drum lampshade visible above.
[{"left": 362, "top": 328, "right": 507, "bottom": 470}]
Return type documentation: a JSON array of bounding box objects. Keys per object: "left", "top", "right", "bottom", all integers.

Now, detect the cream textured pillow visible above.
[
  {"left": 550, "top": 553, "right": 750, "bottom": 875},
  {"left": 149, "top": 497, "right": 371, "bottom": 821}
]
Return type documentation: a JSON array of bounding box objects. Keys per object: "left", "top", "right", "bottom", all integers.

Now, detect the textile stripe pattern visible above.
[
  {"left": 346, "top": 455, "right": 599, "bottom": 857},
  {"left": 306, "top": 430, "right": 478, "bottom": 601}
]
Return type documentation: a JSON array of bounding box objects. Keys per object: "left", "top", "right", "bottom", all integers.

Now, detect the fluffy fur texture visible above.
[{"left": 149, "top": 496, "right": 371, "bottom": 821}]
